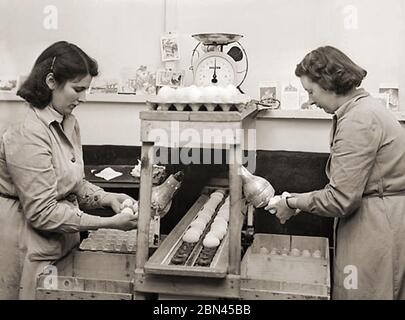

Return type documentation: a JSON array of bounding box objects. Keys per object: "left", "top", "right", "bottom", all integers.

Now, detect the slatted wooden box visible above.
[
  {"left": 240, "top": 233, "right": 330, "bottom": 300},
  {"left": 36, "top": 249, "right": 136, "bottom": 300}
]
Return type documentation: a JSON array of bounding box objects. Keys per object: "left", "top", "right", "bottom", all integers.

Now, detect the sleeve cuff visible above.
[
  {"left": 79, "top": 213, "right": 104, "bottom": 231},
  {"left": 295, "top": 192, "right": 314, "bottom": 212}
]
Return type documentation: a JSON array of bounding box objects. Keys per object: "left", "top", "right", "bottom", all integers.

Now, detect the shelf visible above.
[
  {"left": 257, "top": 109, "right": 332, "bottom": 120},
  {"left": 0, "top": 91, "right": 153, "bottom": 104},
  {"left": 84, "top": 165, "right": 165, "bottom": 189},
  {"left": 257, "top": 109, "right": 405, "bottom": 122}
]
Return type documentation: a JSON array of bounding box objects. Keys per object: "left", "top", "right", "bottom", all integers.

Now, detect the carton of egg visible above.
[{"left": 264, "top": 247, "right": 322, "bottom": 258}]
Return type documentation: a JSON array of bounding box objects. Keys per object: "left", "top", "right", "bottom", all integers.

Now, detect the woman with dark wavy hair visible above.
[
  {"left": 266, "top": 46, "right": 405, "bottom": 299},
  {"left": 0, "top": 41, "right": 138, "bottom": 299}
]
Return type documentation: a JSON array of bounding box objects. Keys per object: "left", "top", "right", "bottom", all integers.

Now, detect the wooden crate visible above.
[
  {"left": 36, "top": 249, "right": 136, "bottom": 300},
  {"left": 240, "top": 233, "right": 330, "bottom": 300}
]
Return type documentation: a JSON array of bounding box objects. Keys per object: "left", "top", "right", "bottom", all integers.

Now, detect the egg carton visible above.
[
  {"left": 146, "top": 101, "right": 248, "bottom": 112},
  {"left": 79, "top": 228, "right": 141, "bottom": 253}
]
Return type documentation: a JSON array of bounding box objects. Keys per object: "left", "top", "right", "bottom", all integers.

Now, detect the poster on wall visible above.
[{"left": 160, "top": 33, "right": 180, "bottom": 62}]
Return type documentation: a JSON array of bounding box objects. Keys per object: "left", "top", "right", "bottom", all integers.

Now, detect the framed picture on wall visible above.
[
  {"left": 89, "top": 78, "right": 119, "bottom": 94},
  {"left": 281, "top": 82, "right": 300, "bottom": 110},
  {"left": 259, "top": 81, "right": 279, "bottom": 109},
  {"left": 156, "top": 69, "right": 184, "bottom": 87},
  {"left": 379, "top": 83, "right": 399, "bottom": 111},
  {"left": 160, "top": 33, "right": 180, "bottom": 62},
  {"left": 376, "top": 93, "right": 389, "bottom": 109}
]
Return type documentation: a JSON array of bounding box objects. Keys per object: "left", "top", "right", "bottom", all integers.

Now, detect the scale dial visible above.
[{"left": 194, "top": 52, "right": 237, "bottom": 87}]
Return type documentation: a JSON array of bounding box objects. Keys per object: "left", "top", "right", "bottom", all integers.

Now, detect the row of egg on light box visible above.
[
  {"left": 182, "top": 192, "right": 229, "bottom": 248},
  {"left": 260, "top": 246, "right": 323, "bottom": 259},
  {"left": 157, "top": 85, "right": 250, "bottom": 104}
]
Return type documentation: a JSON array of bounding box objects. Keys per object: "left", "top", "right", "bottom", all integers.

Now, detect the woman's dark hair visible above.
[
  {"left": 295, "top": 46, "right": 367, "bottom": 95},
  {"left": 17, "top": 41, "right": 98, "bottom": 108}
]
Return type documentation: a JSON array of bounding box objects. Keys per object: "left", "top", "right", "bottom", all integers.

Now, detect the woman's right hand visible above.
[{"left": 110, "top": 211, "right": 138, "bottom": 231}]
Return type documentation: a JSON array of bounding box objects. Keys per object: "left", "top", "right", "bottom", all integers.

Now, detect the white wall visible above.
[{"left": 1, "top": 0, "right": 405, "bottom": 152}]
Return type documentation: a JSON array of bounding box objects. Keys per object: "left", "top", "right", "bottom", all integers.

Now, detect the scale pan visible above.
[{"left": 192, "top": 33, "right": 243, "bottom": 45}]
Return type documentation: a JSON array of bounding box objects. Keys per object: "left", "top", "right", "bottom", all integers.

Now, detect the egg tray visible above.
[
  {"left": 144, "top": 191, "right": 230, "bottom": 278},
  {"left": 79, "top": 229, "right": 138, "bottom": 253},
  {"left": 168, "top": 212, "right": 225, "bottom": 268},
  {"left": 146, "top": 101, "right": 248, "bottom": 112}
]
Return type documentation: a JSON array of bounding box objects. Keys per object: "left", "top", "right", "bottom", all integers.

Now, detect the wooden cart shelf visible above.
[{"left": 134, "top": 103, "right": 257, "bottom": 299}]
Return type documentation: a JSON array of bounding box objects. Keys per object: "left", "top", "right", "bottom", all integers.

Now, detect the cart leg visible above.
[
  {"left": 228, "top": 143, "right": 242, "bottom": 275},
  {"left": 135, "top": 142, "right": 154, "bottom": 299}
]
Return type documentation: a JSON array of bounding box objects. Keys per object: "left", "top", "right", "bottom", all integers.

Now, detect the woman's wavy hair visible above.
[
  {"left": 295, "top": 46, "right": 367, "bottom": 95},
  {"left": 17, "top": 41, "right": 98, "bottom": 109}
]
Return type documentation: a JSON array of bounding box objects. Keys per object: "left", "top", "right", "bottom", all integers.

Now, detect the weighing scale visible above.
[{"left": 190, "top": 33, "right": 248, "bottom": 92}]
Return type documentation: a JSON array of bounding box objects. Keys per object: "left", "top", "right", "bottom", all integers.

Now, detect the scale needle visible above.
[{"left": 211, "top": 58, "right": 218, "bottom": 84}]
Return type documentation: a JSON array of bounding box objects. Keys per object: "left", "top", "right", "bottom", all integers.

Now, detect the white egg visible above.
[
  {"left": 211, "top": 222, "right": 227, "bottom": 234},
  {"left": 174, "top": 87, "right": 187, "bottom": 102},
  {"left": 182, "top": 229, "right": 200, "bottom": 243},
  {"left": 209, "top": 227, "right": 226, "bottom": 240},
  {"left": 132, "top": 201, "right": 139, "bottom": 214},
  {"left": 291, "top": 248, "right": 301, "bottom": 257},
  {"left": 302, "top": 249, "right": 311, "bottom": 257},
  {"left": 186, "top": 85, "right": 202, "bottom": 102},
  {"left": 158, "top": 86, "right": 175, "bottom": 101},
  {"left": 203, "top": 202, "right": 217, "bottom": 211},
  {"left": 120, "top": 207, "right": 134, "bottom": 215},
  {"left": 206, "top": 231, "right": 219, "bottom": 240},
  {"left": 197, "top": 212, "right": 212, "bottom": 223},
  {"left": 270, "top": 248, "right": 279, "bottom": 255},
  {"left": 217, "top": 211, "right": 229, "bottom": 222},
  {"left": 190, "top": 219, "right": 206, "bottom": 231},
  {"left": 214, "top": 216, "right": 227, "bottom": 225},
  {"left": 211, "top": 191, "right": 225, "bottom": 199},
  {"left": 218, "top": 204, "right": 229, "bottom": 213},
  {"left": 220, "top": 88, "right": 233, "bottom": 103},
  {"left": 121, "top": 198, "right": 134, "bottom": 208},
  {"left": 259, "top": 246, "right": 269, "bottom": 254},
  {"left": 312, "top": 249, "right": 322, "bottom": 258},
  {"left": 202, "top": 86, "right": 220, "bottom": 102},
  {"left": 203, "top": 235, "right": 220, "bottom": 248}
]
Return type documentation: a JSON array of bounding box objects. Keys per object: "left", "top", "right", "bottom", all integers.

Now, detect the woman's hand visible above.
[
  {"left": 101, "top": 192, "right": 137, "bottom": 215},
  {"left": 110, "top": 210, "right": 138, "bottom": 231},
  {"left": 264, "top": 194, "right": 299, "bottom": 224}
]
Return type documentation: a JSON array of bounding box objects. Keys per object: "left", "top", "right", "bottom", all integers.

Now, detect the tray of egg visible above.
[
  {"left": 147, "top": 85, "right": 251, "bottom": 112},
  {"left": 144, "top": 189, "right": 230, "bottom": 278}
]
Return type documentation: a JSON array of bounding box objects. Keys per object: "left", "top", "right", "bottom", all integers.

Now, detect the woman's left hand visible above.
[{"left": 101, "top": 193, "right": 137, "bottom": 215}]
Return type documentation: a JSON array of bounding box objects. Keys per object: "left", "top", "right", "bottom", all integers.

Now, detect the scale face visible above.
[
  {"left": 194, "top": 52, "right": 237, "bottom": 87},
  {"left": 191, "top": 33, "right": 248, "bottom": 90}
]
